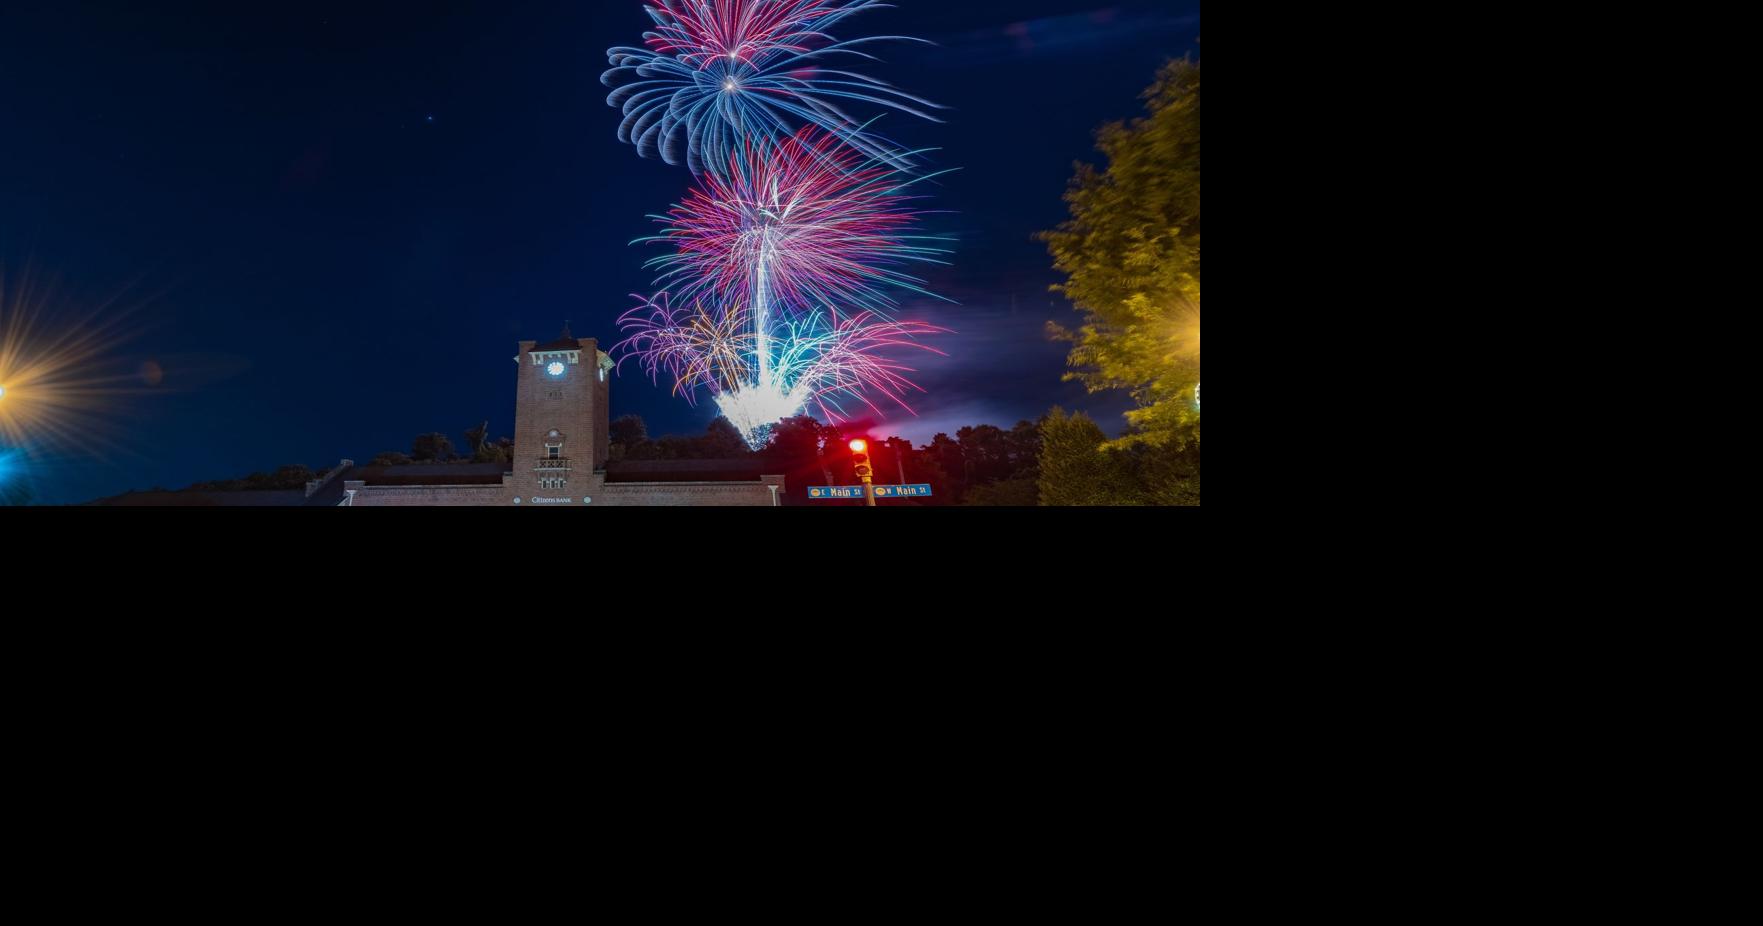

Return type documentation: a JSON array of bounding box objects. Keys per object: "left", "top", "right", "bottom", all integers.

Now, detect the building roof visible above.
[
  {"left": 91, "top": 490, "right": 316, "bottom": 507},
  {"left": 352, "top": 463, "right": 510, "bottom": 487},
  {"left": 533, "top": 322, "right": 586, "bottom": 353},
  {"left": 532, "top": 337, "right": 584, "bottom": 352},
  {"left": 87, "top": 461, "right": 512, "bottom": 505},
  {"left": 605, "top": 459, "right": 767, "bottom": 484}
]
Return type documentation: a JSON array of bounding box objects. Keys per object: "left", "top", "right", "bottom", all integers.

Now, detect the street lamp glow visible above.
[{"left": 848, "top": 439, "right": 868, "bottom": 454}]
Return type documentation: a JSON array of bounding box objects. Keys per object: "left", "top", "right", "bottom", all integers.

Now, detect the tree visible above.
[
  {"left": 609, "top": 415, "right": 649, "bottom": 450},
  {"left": 463, "top": 422, "right": 489, "bottom": 456},
  {"left": 957, "top": 425, "right": 1011, "bottom": 484},
  {"left": 701, "top": 417, "right": 751, "bottom": 457},
  {"left": 1005, "top": 421, "right": 1044, "bottom": 482},
  {"left": 880, "top": 437, "right": 913, "bottom": 486},
  {"left": 1038, "top": 407, "right": 1135, "bottom": 506},
  {"left": 607, "top": 415, "right": 750, "bottom": 462},
  {"left": 461, "top": 422, "right": 512, "bottom": 464},
  {"left": 371, "top": 452, "right": 412, "bottom": 467},
  {"left": 411, "top": 433, "right": 454, "bottom": 462},
  {"left": 1131, "top": 442, "right": 1201, "bottom": 507},
  {"left": 1043, "top": 57, "right": 1201, "bottom": 452},
  {"left": 963, "top": 478, "right": 1039, "bottom": 507},
  {"left": 255, "top": 465, "right": 318, "bottom": 489},
  {"left": 189, "top": 465, "right": 319, "bottom": 492},
  {"left": 763, "top": 416, "right": 824, "bottom": 463},
  {"left": 926, "top": 433, "right": 967, "bottom": 501},
  {"left": 762, "top": 416, "right": 839, "bottom": 504}
]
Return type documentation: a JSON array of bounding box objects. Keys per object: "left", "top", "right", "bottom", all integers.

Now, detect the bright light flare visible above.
[
  {"left": 848, "top": 438, "right": 867, "bottom": 453},
  {"left": 0, "top": 263, "right": 145, "bottom": 459}
]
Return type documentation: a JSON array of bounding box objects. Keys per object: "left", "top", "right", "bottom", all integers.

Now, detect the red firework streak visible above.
[
  {"left": 643, "top": 0, "right": 846, "bottom": 70},
  {"left": 647, "top": 125, "right": 946, "bottom": 320}
]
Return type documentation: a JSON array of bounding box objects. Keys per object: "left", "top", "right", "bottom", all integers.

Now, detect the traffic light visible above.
[{"left": 849, "top": 439, "right": 873, "bottom": 480}]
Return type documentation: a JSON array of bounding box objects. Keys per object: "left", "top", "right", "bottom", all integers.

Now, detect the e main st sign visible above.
[{"left": 807, "top": 485, "right": 934, "bottom": 500}]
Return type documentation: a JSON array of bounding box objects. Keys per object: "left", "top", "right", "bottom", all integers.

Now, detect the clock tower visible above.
[{"left": 511, "top": 324, "right": 613, "bottom": 499}]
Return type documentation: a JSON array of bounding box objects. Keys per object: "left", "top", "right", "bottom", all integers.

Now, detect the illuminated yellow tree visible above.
[{"left": 1043, "top": 57, "right": 1200, "bottom": 450}]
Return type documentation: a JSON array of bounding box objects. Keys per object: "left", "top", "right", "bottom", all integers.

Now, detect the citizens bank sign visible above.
[{"left": 514, "top": 497, "right": 592, "bottom": 505}]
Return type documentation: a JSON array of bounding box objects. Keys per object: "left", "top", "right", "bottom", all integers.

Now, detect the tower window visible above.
[{"left": 547, "top": 445, "right": 562, "bottom": 460}]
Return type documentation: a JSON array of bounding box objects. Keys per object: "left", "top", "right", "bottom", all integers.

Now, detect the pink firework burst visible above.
[
  {"left": 613, "top": 292, "right": 753, "bottom": 401},
  {"left": 642, "top": 0, "right": 850, "bottom": 70},
  {"left": 644, "top": 125, "right": 951, "bottom": 318},
  {"left": 613, "top": 292, "right": 949, "bottom": 447}
]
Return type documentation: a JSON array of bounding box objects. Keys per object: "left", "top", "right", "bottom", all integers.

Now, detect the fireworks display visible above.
[
  {"left": 603, "top": 0, "right": 941, "bottom": 175},
  {"left": 641, "top": 0, "right": 852, "bottom": 69},
  {"left": 604, "top": 0, "right": 953, "bottom": 449},
  {"left": 645, "top": 127, "right": 951, "bottom": 316},
  {"left": 615, "top": 294, "right": 947, "bottom": 441}
]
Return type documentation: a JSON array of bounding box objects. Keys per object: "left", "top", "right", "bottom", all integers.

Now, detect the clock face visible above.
[{"left": 547, "top": 361, "right": 567, "bottom": 378}]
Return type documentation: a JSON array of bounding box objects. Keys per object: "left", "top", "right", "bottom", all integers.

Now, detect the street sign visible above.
[
  {"left": 808, "top": 485, "right": 934, "bottom": 500},
  {"left": 873, "top": 484, "right": 934, "bottom": 499}
]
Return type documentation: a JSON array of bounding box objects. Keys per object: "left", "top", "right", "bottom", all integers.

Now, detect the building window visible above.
[{"left": 547, "top": 445, "right": 561, "bottom": 460}]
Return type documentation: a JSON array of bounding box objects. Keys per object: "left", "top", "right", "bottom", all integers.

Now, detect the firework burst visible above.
[
  {"left": 614, "top": 293, "right": 946, "bottom": 447},
  {"left": 628, "top": 124, "right": 953, "bottom": 426},
  {"left": 613, "top": 292, "right": 755, "bottom": 399},
  {"left": 644, "top": 126, "right": 952, "bottom": 316},
  {"left": 604, "top": 1, "right": 957, "bottom": 450},
  {"left": 643, "top": 0, "right": 850, "bottom": 69},
  {"left": 604, "top": 0, "right": 942, "bottom": 174}
]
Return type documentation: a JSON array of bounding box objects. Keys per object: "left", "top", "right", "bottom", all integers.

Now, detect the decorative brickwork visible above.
[{"left": 340, "top": 332, "right": 783, "bottom": 507}]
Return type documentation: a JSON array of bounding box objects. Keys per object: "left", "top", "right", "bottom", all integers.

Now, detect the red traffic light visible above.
[{"left": 848, "top": 439, "right": 869, "bottom": 454}]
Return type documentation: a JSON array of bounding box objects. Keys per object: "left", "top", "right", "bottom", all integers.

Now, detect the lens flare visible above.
[{"left": 0, "top": 264, "right": 144, "bottom": 457}]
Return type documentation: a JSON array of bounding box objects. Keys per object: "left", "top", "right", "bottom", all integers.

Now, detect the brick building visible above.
[
  {"left": 342, "top": 329, "right": 785, "bottom": 507},
  {"left": 97, "top": 329, "right": 785, "bottom": 507}
]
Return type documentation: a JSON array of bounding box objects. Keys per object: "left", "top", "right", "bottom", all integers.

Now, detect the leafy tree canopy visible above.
[
  {"left": 411, "top": 432, "right": 455, "bottom": 462},
  {"left": 1044, "top": 57, "right": 1201, "bottom": 451}
]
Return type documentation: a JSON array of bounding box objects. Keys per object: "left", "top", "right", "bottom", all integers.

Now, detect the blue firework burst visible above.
[{"left": 602, "top": 0, "right": 943, "bottom": 175}]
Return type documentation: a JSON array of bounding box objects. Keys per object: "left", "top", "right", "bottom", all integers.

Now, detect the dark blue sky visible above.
[{"left": 0, "top": 1, "right": 1199, "bottom": 503}]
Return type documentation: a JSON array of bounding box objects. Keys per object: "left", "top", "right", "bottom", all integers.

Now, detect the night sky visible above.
[{"left": 0, "top": 1, "right": 1200, "bottom": 504}]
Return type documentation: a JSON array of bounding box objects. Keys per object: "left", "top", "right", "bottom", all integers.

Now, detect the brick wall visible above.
[
  {"left": 343, "top": 476, "right": 785, "bottom": 507},
  {"left": 345, "top": 484, "right": 508, "bottom": 507}
]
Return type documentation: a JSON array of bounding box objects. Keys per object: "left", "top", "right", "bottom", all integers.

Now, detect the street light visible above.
[{"left": 849, "top": 439, "right": 877, "bottom": 508}]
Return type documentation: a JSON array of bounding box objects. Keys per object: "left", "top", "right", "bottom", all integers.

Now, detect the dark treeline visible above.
[
  {"left": 611, "top": 411, "right": 1196, "bottom": 507},
  {"left": 136, "top": 407, "right": 1196, "bottom": 506}
]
